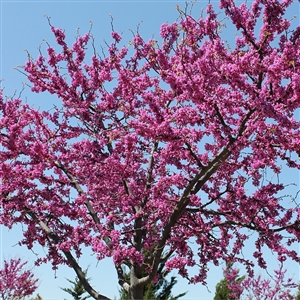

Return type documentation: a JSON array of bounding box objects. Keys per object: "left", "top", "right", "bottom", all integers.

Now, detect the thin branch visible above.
[
  {"left": 185, "top": 142, "right": 204, "bottom": 169},
  {"left": 144, "top": 140, "right": 159, "bottom": 193},
  {"left": 115, "top": 265, "right": 130, "bottom": 292},
  {"left": 23, "top": 207, "right": 110, "bottom": 300},
  {"left": 160, "top": 249, "right": 174, "bottom": 263},
  {"left": 53, "top": 161, "right": 114, "bottom": 247},
  {"left": 213, "top": 104, "right": 234, "bottom": 142}
]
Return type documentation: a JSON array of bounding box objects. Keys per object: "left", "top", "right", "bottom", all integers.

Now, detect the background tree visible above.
[
  {"left": 0, "top": 258, "right": 38, "bottom": 300},
  {"left": 61, "top": 269, "right": 91, "bottom": 300},
  {"left": 296, "top": 285, "right": 300, "bottom": 300},
  {"left": 214, "top": 263, "right": 298, "bottom": 300},
  {"left": 214, "top": 263, "right": 245, "bottom": 300},
  {"left": 1, "top": 0, "right": 300, "bottom": 299},
  {"left": 241, "top": 264, "right": 297, "bottom": 299}
]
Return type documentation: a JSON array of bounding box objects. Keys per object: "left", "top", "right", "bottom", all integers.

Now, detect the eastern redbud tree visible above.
[
  {"left": 1, "top": 0, "right": 300, "bottom": 299},
  {"left": 0, "top": 258, "right": 38, "bottom": 300},
  {"left": 241, "top": 266, "right": 298, "bottom": 300},
  {"left": 223, "top": 263, "right": 298, "bottom": 299}
]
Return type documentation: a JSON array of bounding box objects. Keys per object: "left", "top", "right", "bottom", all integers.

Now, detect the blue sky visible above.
[{"left": 0, "top": 0, "right": 300, "bottom": 299}]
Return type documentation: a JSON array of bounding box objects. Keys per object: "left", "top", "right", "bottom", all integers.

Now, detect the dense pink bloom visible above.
[
  {"left": 225, "top": 263, "right": 298, "bottom": 299},
  {"left": 0, "top": 258, "right": 38, "bottom": 300},
  {"left": 1, "top": 1, "right": 300, "bottom": 299}
]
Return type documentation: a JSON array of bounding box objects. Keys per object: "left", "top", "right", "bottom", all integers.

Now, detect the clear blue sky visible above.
[{"left": 0, "top": 1, "right": 300, "bottom": 299}]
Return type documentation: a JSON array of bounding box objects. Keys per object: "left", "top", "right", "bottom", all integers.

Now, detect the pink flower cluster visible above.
[
  {"left": 224, "top": 263, "right": 298, "bottom": 300},
  {"left": 0, "top": 258, "right": 38, "bottom": 300}
]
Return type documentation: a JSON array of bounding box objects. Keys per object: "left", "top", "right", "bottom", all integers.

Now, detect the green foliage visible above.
[
  {"left": 119, "top": 263, "right": 187, "bottom": 300},
  {"left": 61, "top": 269, "right": 91, "bottom": 300},
  {"left": 214, "top": 264, "right": 245, "bottom": 300},
  {"left": 296, "top": 285, "right": 300, "bottom": 300},
  {"left": 214, "top": 278, "right": 235, "bottom": 300}
]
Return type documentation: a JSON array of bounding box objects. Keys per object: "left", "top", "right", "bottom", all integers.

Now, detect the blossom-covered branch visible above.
[
  {"left": 0, "top": 258, "right": 38, "bottom": 300},
  {"left": 1, "top": 0, "right": 300, "bottom": 299}
]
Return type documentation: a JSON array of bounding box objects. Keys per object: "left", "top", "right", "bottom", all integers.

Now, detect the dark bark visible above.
[
  {"left": 129, "top": 265, "right": 145, "bottom": 300},
  {"left": 129, "top": 285, "right": 144, "bottom": 300}
]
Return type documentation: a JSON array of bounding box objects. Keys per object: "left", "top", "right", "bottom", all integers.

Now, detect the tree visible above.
[
  {"left": 119, "top": 262, "right": 187, "bottom": 300},
  {"left": 1, "top": 0, "right": 300, "bottom": 299},
  {"left": 241, "top": 265, "right": 297, "bottom": 300},
  {"left": 214, "top": 263, "right": 298, "bottom": 300},
  {"left": 214, "top": 263, "right": 245, "bottom": 300},
  {"left": 296, "top": 285, "right": 300, "bottom": 300},
  {"left": 0, "top": 258, "right": 38, "bottom": 300},
  {"left": 61, "top": 269, "right": 91, "bottom": 300}
]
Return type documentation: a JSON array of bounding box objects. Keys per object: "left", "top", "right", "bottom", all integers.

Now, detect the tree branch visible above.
[
  {"left": 115, "top": 265, "right": 130, "bottom": 293},
  {"left": 142, "top": 108, "right": 257, "bottom": 285},
  {"left": 53, "top": 161, "right": 112, "bottom": 247},
  {"left": 144, "top": 140, "right": 159, "bottom": 193},
  {"left": 23, "top": 207, "right": 111, "bottom": 300},
  {"left": 185, "top": 142, "right": 204, "bottom": 169}
]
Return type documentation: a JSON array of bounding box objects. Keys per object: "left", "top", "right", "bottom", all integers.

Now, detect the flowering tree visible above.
[
  {"left": 241, "top": 266, "right": 297, "bottom": 300},
  {"left": 222, "top": 263, "right": 298, "bottom": 299},
  {"left": 214, "top": 263, "right": 245, "bottom": 300},
  {"left": 1, "top": 0, "right": 300, "bottom": 299},
  {"left": 0, "top": 258, "right": 38, "bottom": 300}
]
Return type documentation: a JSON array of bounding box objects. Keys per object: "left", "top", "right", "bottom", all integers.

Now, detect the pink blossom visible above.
[
  {"left": 1, "top": 1, "right": 300, "bottom": 299},
  {"left": 0, "top": 258, "right": 38, "bottom": 300},
  {"left": 111, "top": 31, "right": 122, "bottom": 43}
]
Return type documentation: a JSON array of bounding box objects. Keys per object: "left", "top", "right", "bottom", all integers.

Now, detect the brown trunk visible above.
[
  {"left": 129, "top": 265, "right": 145, "bottom": 300},
  {"left": 130, "top": 285, "right": 144, "bottom": 300}
]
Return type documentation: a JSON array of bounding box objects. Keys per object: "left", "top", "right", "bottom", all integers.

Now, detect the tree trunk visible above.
[
  {"left": 130, "top": 285, "right": 144, "bottom": 300},
  {"left": 129, "top": 265, "right": 145, "bottom": 300}
]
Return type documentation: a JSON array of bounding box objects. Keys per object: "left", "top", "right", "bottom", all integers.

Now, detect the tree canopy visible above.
[{"left": 1, "top": 0, "right": 300, "bottom": 299}]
